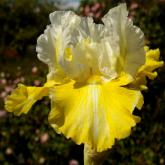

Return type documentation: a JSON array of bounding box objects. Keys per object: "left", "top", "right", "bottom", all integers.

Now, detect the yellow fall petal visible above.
[
  {"left": 131, "top": 47, "right": 164, "bottom": 90},
  {"left": 109, "top": 72, "right": 134, "bottom": 86},
  {"left": 48, "top": 80, "right": 143, "bottom": 152},
  {"left": 5, "top": 81, "right": 55, "bottom": 116},
  {"left": 139, "top": 48, "right": 164, "bottom": 79}
]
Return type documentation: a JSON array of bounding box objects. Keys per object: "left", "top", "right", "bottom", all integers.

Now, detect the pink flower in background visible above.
[
  {"left": 32, "top": 66, "right": 38, "bottom": 74},
  {"left": 82, "top": 2, "right": 104, "bottom": 19},
  {"left": 91, "top": 2, "right": 101, "bottom": 12},
  {"left": 34, "top": 80, "right": 41, "bottom": 86},
  {"left": 40, "top": 133, "right": 49, "bottom": 144},
  {"left": 130, "top": 2, "right": 139, "bottom": 10},
  {"left": 0, "top": 79, "right": 7, "bottom": 85}
]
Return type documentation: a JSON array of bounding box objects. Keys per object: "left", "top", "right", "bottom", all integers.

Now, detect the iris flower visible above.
[{"left": 5, "top": 3, "right": 163, "bottom": 164}]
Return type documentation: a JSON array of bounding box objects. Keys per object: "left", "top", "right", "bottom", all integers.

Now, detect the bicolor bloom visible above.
[{"left": 5, "top": 4, "right": 163, "bottom": 153}]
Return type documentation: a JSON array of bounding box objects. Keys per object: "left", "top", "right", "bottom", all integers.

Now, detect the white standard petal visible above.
[
  {"left": 59, "top": 17, "right": 105, "bottom": 82},
  {"left": 102, "top": 3, "right": 145, "bottom": 77},
  {"left": 36, "top": 11, "right": 80, "bottom": 82},
  {"left": 59, "top": 16, "right": 120, "bottom": 82}
]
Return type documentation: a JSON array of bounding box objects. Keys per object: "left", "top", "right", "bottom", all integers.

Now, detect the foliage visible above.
[
  {"left": 0, "top": 0, "right": 57, "bottom": 59},
  {"left": 0, "top": 0, "right": 165, "bottom": 164}
]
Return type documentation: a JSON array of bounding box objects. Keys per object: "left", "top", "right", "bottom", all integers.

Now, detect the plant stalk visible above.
[{"left": 84, "top": 144, "right": 109, "bottom": 165}]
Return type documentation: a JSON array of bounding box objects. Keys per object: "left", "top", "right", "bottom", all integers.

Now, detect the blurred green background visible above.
[{"left": 0, "top": 0, "right": 165, "bottom": 164}]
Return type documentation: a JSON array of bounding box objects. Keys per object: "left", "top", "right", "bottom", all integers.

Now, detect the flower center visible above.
[{"left": 87, "top": 75, "right": 103, "bottom": 84}]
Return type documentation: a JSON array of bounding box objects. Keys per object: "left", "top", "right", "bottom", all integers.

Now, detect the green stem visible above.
[{"left": 84, "top": 145, "right": 109, "bottom": 165}]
